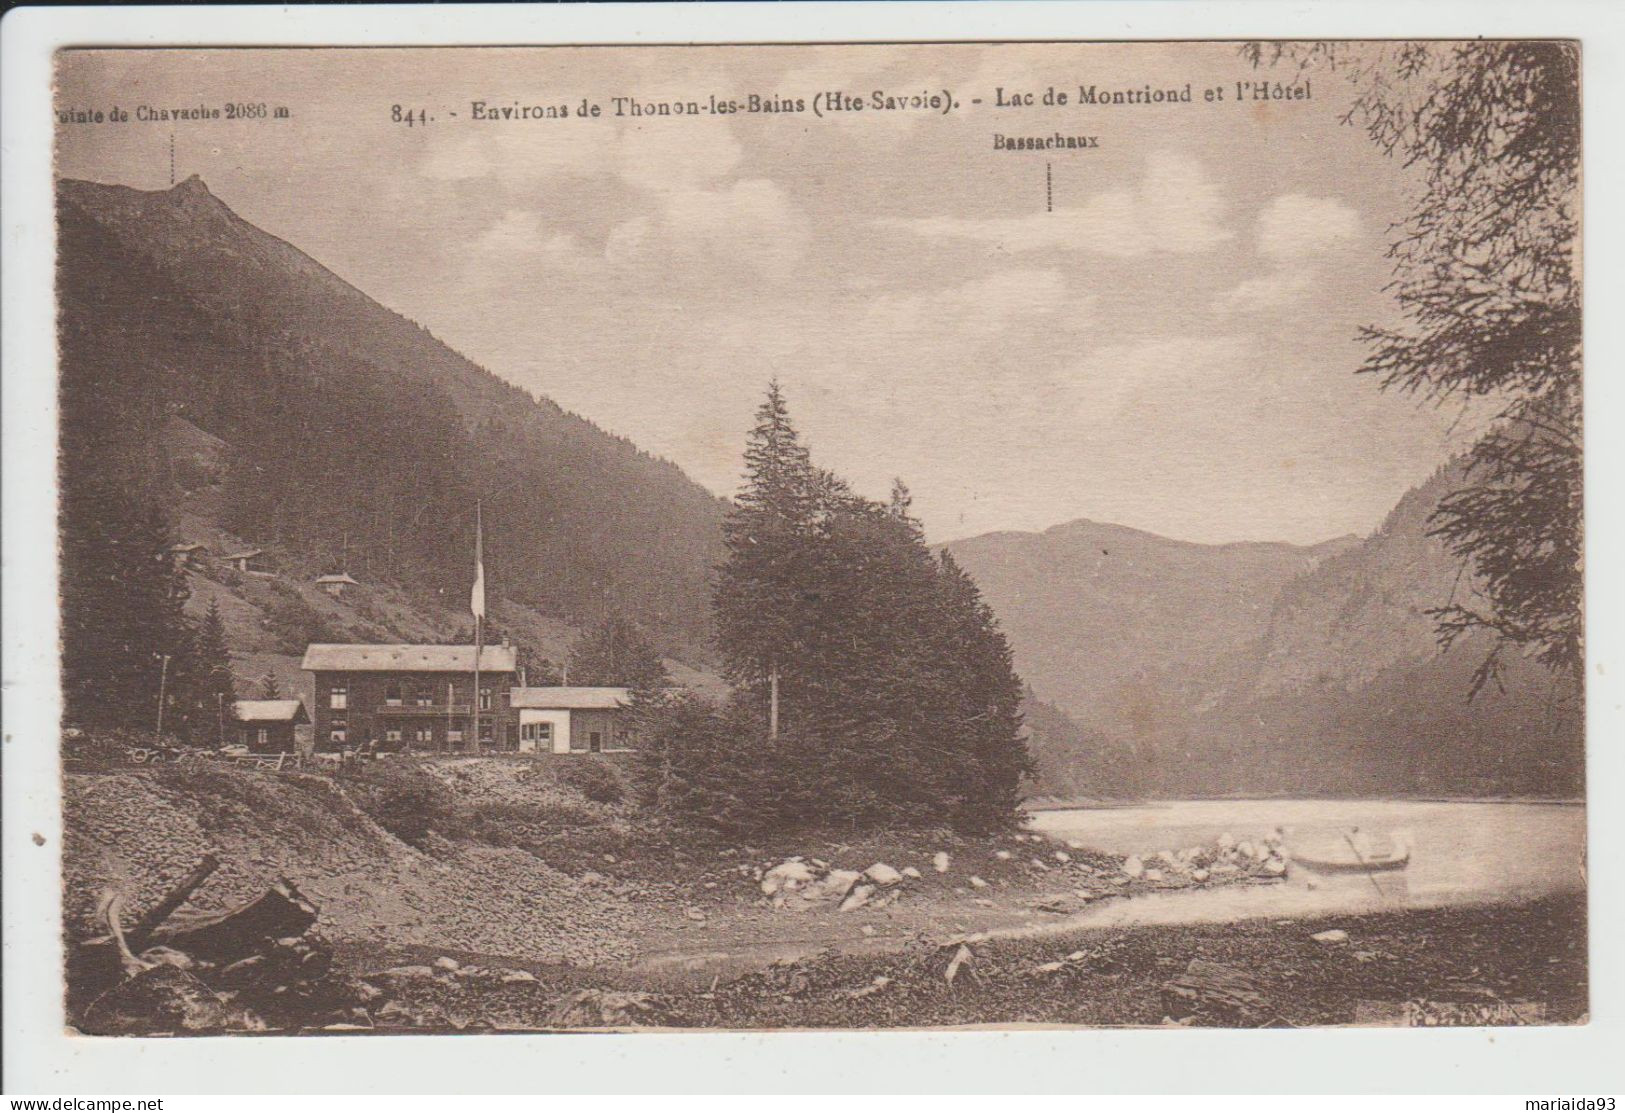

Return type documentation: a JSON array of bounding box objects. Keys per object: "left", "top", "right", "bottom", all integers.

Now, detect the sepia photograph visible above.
[{"left": 29, "top": 31, "right": 1592, "bottom": 1049}]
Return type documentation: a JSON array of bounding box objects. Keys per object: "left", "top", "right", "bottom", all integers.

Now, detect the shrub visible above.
[
  {"left": 341, "top": 760, "right": 466, "bottom": 847},
  {"left": 556, "top": 758, "right": 626, "bottom": 804}
]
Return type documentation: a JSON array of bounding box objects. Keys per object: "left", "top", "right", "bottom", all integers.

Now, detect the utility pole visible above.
[
  {"left": 154, "top": 654, "right": 172, "bottom": 743},
  {"left": 768, "top": 662, "right": 779, "bottom": 740}
]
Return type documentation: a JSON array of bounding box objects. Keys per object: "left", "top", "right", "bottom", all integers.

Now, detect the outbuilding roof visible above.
[
  {"left": 233, "top": 699, "right": 309, "bottom": 724},
  {"left": 315, "top": 573, "right": 360, "bottom": 585},
  {"left": 301, "top": 643, "right": 518, "bottom": 673},
  {"left": 509, "top": 686, "right": 632, "bottom": 710}
]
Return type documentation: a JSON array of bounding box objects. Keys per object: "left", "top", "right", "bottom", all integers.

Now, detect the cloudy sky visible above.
[{"left": 56, "top": 43, "right": 1480, "bottom": 545}]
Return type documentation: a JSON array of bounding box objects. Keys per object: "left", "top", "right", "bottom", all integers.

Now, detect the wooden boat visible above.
[{"left": 1286, "top": 829, "right": 1412, "bottom": 874}]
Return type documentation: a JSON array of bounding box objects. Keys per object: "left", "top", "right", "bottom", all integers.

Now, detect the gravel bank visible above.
[{"left": 64, "top": 767, "right": 636, "bottom": 965}]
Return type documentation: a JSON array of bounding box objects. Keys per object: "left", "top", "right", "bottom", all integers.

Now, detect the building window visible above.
[
  {"left": 330, "top": 718, "right": 347, "bottom": 744},
  {"left": 478, "top": 686, "right": 492, "bottom": 711},
  {"left": 257, "top": 727, "right": 269, "bottom": 747},
  {"left": 415, "top": 685, "right": 433, "bottom": 708},
  {"left": 447, "top": 728, "right": 464, "bottom": 745},
  {"left": 329, "top": 684, "right": 347, "bottom": 710},
  {"left": 479, "top": 719, "right": 493, "bottom": 741},
  {"left": 413, "top": 726, "right": 434, "bottom": 746},
  {"left": 521, "top": 722, "right": 553, "bottom": 745},
  {"left": 385, "top": 682, "right": 403, "bottom": 707},
  {"left": 384, "top": 725, "right": 402, "bottom": 744},
  {"left": 589, "top": 731, "right": 603, "bottom": 754}
]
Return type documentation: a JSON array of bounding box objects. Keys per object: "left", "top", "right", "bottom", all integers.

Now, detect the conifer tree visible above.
[
  {"left": 714, "top": 381, "right": 818, "bottom": 737},
  {"left": 60, "top": 482, "right": 192, "bottom": 734},
  {"left": 258, "top": 673, "right": 282, "bottom": 699},
  {"left": 567, "top": 611, "right": 670, "bottom": 694},
  {"left": 182, "top": 600, "right": 238, "bottom": 746}
]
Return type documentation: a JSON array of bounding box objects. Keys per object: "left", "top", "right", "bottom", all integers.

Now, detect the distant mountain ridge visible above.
[
  {"left": 949, "top": 466, "right": 1582, "bottom": 798},
  {"left": 944, "top": 517, "right": 1358, "bottom": 733},
  {"left": 57, "top": 176, "right": 728, "bottom": 663}
]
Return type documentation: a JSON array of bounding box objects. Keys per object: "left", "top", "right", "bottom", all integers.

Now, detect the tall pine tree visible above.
[
  {"left": 693, "top": 384, "right": 1033, "bottom": 834},
  {"left": 180, "top": 599, "right": 238, "bottom": 746},
  {"left": 714, "top": 380, "right": 818, "bottom": 738},
  {"left": 60, "top": 482, "right": 192, "bottom": 736}
]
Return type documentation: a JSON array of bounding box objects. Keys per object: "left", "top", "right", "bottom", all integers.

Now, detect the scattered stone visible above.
[
  {"left": 1262, "top": 858, "right": 1287, "bottom": 877},
  {"left": 994, "top": 850, "right": 1012, "bottom": 861},
  {"left": 138, "top": 945, "right": 196, "bottom": 970},
  {"left": 545, "top": 989, "right": 663, "bottom": 1029},
  {"left": 433, "top": 956, "right": 460, "bottom": 972},
  {"left": 1122, "top": 855, "right": 1145, "bottom": 880},
  {"left": 379, "top": 965, "right": 436, "bottom": 981},
  {"left": 1034, "top": 961, "right": 1067, "bottom": 974},
  {"left": 838, "top": 883, "right": 877, "bottom": 912},
  {"left": 972, "top": 898, "right": 996, "bottom": 908},
  {"left": 864, "top": 862, "right": 904, "bottom": 886},
  {"left": 1145, "top": 869, "right": 1165, "bottom": 883},
  {"left": 1311, "top": 929, "right": 1349, "bottom": 945},
  {"left": 860, "top": 925, "right": 876, "bottom": 937},
  {"left": 499, "top": 969, "right": 538, "bottom": 984},
  {"left": 969, "top": 875, "right": 989, "bottom": 889},
  {"left": 933, "top": 852, "right": 951, "bottom": 873},
  {"left": 684, "top": 907, "right": 707, "bottom": 922},
  {"left": 1192, "top": 869, "right": 1211, "bottom": 883},
  {"left": 1054, "top": 851, "right": 1071, "bottom": 864},
  {"left": 901, "top": 866, "right": 923, "bottom": 880},
  {"left": 761, "top": 859, "right": 818, "bottom": 896}
]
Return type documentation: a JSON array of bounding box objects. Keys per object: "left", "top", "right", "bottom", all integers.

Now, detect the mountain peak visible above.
[{"left": 172, "top": 173, "right": 211, "bottom": 196}]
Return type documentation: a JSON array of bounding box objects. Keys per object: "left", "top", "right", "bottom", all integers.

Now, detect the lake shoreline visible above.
[{"left": 1026, "top": 795, "right": 1586, "bottom": 812}]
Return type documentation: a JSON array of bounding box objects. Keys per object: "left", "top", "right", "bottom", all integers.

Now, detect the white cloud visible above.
[
  {"left": 1213, "top": 268, "right": 1318, "bottom": 315},
  {"left": 615, "top": 116, "right": 744, "bottom": 192},
  {"left": 607, "top": 177, "right": 811, "bottom": 275},
  {"left": 1257, "top": 194, "right": 1361, "bottom": 259},
  {"left": 861, "top": 268, "right": 1081, "bottom": 341},
  {"left": 876, "top": 152, "right": 1231, "bottom": 257},
  {"left": 468, "top": 210, "right": 575, "bottom": 258}
]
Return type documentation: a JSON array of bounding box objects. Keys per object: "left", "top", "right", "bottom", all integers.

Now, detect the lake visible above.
[{"left": 1025, "top": 798, "right": 1586, "bottom": 929}]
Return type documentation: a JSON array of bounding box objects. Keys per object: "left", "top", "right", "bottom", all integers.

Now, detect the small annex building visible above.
[
  {"left": 509, "top": 687, "right": 635, "bottom": 754},
  {"left": 233, "top": 699, "right": 310, "bottom": 753}
]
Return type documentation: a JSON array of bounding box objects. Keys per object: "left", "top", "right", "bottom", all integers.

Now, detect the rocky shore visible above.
[{"left": 62, "top": 761, "right": 1586, "bottom": 1033}]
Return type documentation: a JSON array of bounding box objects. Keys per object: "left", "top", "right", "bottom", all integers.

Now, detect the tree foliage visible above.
[
  {"left": 59, "top": 482, "right": 193, "bottom": 736},
  {"left": 651, "top": 385, "right": 1033, "bottom": 835},
  {"left": 1248, "top": 41, "right": 1582, "bottom": 695},
  {"left": 566, "top": 611, "right": 671, "bottom": 694},
  {"left": 178, "top": 600, "right": 238, "bottom": 746}
]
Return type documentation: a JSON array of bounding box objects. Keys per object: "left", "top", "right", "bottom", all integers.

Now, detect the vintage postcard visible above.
[{"left": 48, "top": 39, "right": 1584, "bottom": 1038}]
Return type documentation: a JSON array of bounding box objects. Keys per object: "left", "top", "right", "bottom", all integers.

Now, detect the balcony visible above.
[{"left": 375, "top": 703, "right": 476, "bottom": 716}]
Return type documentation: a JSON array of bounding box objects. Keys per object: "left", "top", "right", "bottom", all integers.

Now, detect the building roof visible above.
[
  {"left": 315, "top": 573, "right": 360, "bottom": 585},
  {"left": 223, "top": 548, "right": 264, "bottom": 561},
  {"left": 510, "top": 686, "right": 632, "bottom": 710},
  {"left": 301, "top": 643, "right": 519, "bottom": 673},
  {"left": 233, "top": 699, "right": 309, "bottom": 724},
  {"left": 169, "top": 542, "right": 208, "bottom": 553}
]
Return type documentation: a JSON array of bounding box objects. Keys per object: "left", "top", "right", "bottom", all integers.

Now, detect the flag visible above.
[{"left": 471, "top": 504, "right": 486, "bottom": 620}]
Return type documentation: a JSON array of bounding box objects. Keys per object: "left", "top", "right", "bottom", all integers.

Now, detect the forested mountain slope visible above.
[{"left": 58, "top": 176, "right": 728, "bottom": 664}]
